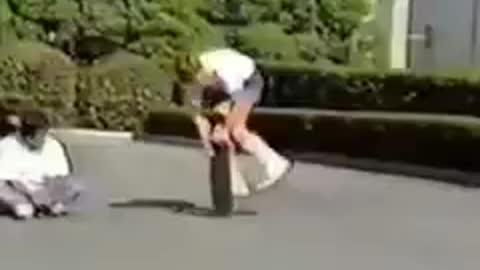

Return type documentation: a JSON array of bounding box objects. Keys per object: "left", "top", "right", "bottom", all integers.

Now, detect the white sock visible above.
[
  {"left": 51, "top": 203, "right": 67, "bottom": 215},
  {"left": 229, "top": 152, "right": 250, "bottom": 196},
  {"left": 14, "top": 203, "right": 34, "bottom": 218},
  {"left": 241, "top": 132, "right": 284, "bottom": 167}
]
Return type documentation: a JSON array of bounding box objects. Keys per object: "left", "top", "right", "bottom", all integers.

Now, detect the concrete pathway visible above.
[{"left": 1, "top": 135, "right": 479, "bottom": 270}]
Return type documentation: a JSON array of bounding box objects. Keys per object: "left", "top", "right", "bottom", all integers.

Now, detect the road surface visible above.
[{"left": 0, "top": 134, "right": 479, "bottom": 270}]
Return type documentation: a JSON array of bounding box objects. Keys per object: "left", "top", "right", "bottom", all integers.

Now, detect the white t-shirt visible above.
[
  {"left": 0, "top": 133, "right": 70, "bottom": 191},
  {"left": 198, "top": 48, "right": 256, "bottom": 95}
]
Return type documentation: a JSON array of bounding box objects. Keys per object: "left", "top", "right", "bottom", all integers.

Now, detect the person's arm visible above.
[
  {"left": 0, "top": 137, "right": 23, "bottom": 182},
  {"left": 42, "top": 137, "right": 72, "bottom": 181},
  {"left": 183, "top": 82, "right": 215, "bottom": 157},
  {"left": 192, "top": 113, "right": 215, "bottom": 157},
  {"left": 190, "top": 69, "right": 235, "bottom": 153}
]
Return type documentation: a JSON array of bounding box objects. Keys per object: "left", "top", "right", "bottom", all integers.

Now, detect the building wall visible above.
[
  {"left": 408, "top": 0, "right": 476, "bottom": 72},
  {"left": 373, "top": 0, "right": 480, "bottom": 72}
]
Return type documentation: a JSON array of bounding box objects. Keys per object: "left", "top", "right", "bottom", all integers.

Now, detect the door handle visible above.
[
  {"left": 424, "top": 24, "right": 433, "bottom": 48},
  {"left": 408, "top": 24, "right": 434, "bottom": 48}
]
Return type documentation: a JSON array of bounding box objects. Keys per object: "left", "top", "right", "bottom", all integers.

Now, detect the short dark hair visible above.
[{"left": 20, "top": 109, "right": 50, "bottom": 131}]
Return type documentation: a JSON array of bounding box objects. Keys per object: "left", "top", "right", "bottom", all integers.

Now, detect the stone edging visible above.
[
  {"left": 48, "top": 129, "right": 480, "bottom": 188},
  {"left": 138, "top": 134, "right": 480, "bottom": 188},
  {"left": 50, "top": 128, "right": 134, "bottom": 140}
]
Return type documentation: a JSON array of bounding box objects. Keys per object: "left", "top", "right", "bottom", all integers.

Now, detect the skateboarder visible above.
[
  {"left": 175, "top": 48, "right": 293, "bottom": 197},
  {"left": 0, "top": 108, "right": 82, "bottom": 220}
]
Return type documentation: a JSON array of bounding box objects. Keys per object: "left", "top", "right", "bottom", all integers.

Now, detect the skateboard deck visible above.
[
  {"left": 109, "top": 100, "right": 258, "bottom": 218},
  {"left": 209, "top": 143, "right": 234, "bottom": 216}
]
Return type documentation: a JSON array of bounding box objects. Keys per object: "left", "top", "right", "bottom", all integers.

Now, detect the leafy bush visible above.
[
  {"left": 2, "top": 0, "right": 376, "bottom": 67},
  {"left": 0, "top": 41, "right": 77, "bottom": 124},
  {"left": 75, "top": 51, "right": 173, "bottom": 131},
  {"left": 235, "top": 23, "right": 333, "bottom": 64},
  {"left": 142, "top": 106, "right": 198, "bottom": 138},
  {"left": 143, "top": 107, "right": 480, "bottom": 172},
  {"left": 236, "top": 23, "right": 299, "bottom": 62},
  {"left": 258, "top": 63, "right": 480, "bottom": 116}
]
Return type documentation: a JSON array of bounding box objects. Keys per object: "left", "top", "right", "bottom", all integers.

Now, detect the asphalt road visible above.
[{"left": 1, "top": 134, "right": 479, "bottom": 270}]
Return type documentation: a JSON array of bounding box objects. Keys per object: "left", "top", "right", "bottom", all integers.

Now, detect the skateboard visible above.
[
  {"left": 110, "top": 100, "right": 257, "bottom": 217},
  {"left": 209, "top": 139, "right": 234, "bottom": 216},
  {"left": 206, "top": 100, "right": 257, "bottom": 217},
  {"left": 110, "top": 135, "right": 255, "bottom": 217},
  {"left": 206, "top": 101, "right": 235, "bottom": 217},
  {"left": 207, "top": 127, "right": 257, "bottom": 217}
]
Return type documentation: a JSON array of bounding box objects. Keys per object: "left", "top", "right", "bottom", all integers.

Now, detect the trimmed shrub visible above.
[
  {"left": 258, "top": 62, "right": 480, "bottom": 116},
  {"left": 142, "top": 106, "right": 198, "bottom": 139},
  {"left": 75, "top": 51, "right": 173, "bottom": 131},
  {"left": 143, "top": 108, "right": 480, "bottom": 172},
  {"left": 0, "top": 41, "right": 77, "bottom": 125}
]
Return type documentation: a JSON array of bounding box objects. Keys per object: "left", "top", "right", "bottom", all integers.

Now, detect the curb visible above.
[
  {"left": 289, "top": 152, "right": 480, "bottom": 188},
  {"left": 136, "top": 134, "right": 202, "bottom": 148},
  {"left": 50, "top": 128, "right": 134, "bottom": 140},
  {"left": 139, "top": 134, "right": 480, "bottom": 188},
  {"left": 47, "top": 130, "right": 480, "bottom": 188}
]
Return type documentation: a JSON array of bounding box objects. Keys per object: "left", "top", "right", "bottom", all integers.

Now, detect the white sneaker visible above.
[
  {"left": 255, "top": 157, "right": 293, "bottom": 192},
  {"left": 229, "top": 155, "right": 251, "bottom": 197},
  {"left": 50, "top": 203, "right": 68, "bottom": 216},
  {"left": 14, "top": 203, "right": 34, "bottom": 219},
  {"left": 231, "top": 173, "right": 251, "bottom": 197}
]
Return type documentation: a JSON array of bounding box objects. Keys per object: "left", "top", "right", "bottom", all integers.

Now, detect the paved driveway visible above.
[{"left": 1, "top": 134, "right": 479, "bottom": 270}]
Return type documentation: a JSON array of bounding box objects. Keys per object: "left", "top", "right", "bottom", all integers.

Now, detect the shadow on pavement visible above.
[{"left": 109, "top": 198, "right": 258, "bottom": 218}]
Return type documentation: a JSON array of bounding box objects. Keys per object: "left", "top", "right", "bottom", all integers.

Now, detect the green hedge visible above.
[
  {"left": 143, "top": 107, "right": 480, "bottom": 173},
  {"left": 258, "top": 62, "right": 480, "bottom": 117},
  {"left": 75, "top": 51, "right": 173, "bottom": 131},
  {"left": 0, "top": 41, "right": 78, "bottom": 125},
  {"left": 0, "top": 44, "right": 174, "bottom": 132}
]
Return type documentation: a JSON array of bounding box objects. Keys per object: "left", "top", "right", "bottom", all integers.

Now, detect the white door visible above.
[{"left": 408, "top": 0, "right": 476, "bottom": 72}]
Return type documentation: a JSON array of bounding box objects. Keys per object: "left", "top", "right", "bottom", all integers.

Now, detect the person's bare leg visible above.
[
  {"left": 0, "top": 181, "right": 34, "bottom": 220},
  {"left": 226, "top": 101, "right": 292, "bottom": 192}
]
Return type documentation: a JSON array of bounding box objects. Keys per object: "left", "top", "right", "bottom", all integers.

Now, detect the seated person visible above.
[{"left": 0, "top": 109, "right": 82, "bottom": 220}]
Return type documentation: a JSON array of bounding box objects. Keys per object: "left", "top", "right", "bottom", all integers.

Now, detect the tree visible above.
[
  {"left": 236, "top": 23, "right": 297, "bottom": 61},
  {"left": 1, "top": 0, "right": 376, "bottom": 68},
  {"left": 201, "top": 0, "right": 373, "bottom": 65}
]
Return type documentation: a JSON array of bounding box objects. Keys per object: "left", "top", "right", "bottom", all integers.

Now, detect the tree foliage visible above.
[
  {"left": 0, "top": 0, "right": 374, "bottom": 67},
  {"left": 200, "top": 0, "right": 374, "bottom": 64}
]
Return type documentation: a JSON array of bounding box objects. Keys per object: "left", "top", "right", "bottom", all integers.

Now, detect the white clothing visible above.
[
  {"left": 0, "top": 134, "right": 70, "bottom": 191},
  {"left": 198, "top": 48, "right": 256, "bottom": 94}
]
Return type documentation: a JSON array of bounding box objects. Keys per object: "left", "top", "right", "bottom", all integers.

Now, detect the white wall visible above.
[
  {"left": 371, "top": 0, "right": 410, "bottom": 70},
  {"left": 389, "top": 0, "right": 410, "bottom": 69}
]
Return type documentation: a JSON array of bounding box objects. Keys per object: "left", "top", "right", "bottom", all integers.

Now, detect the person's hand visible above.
[
  {"left": 210, "top": 125, "right": 234, "bottom": 149},
  {"left": 200, "top": 137, "right": 215, "bottom": 157}
]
